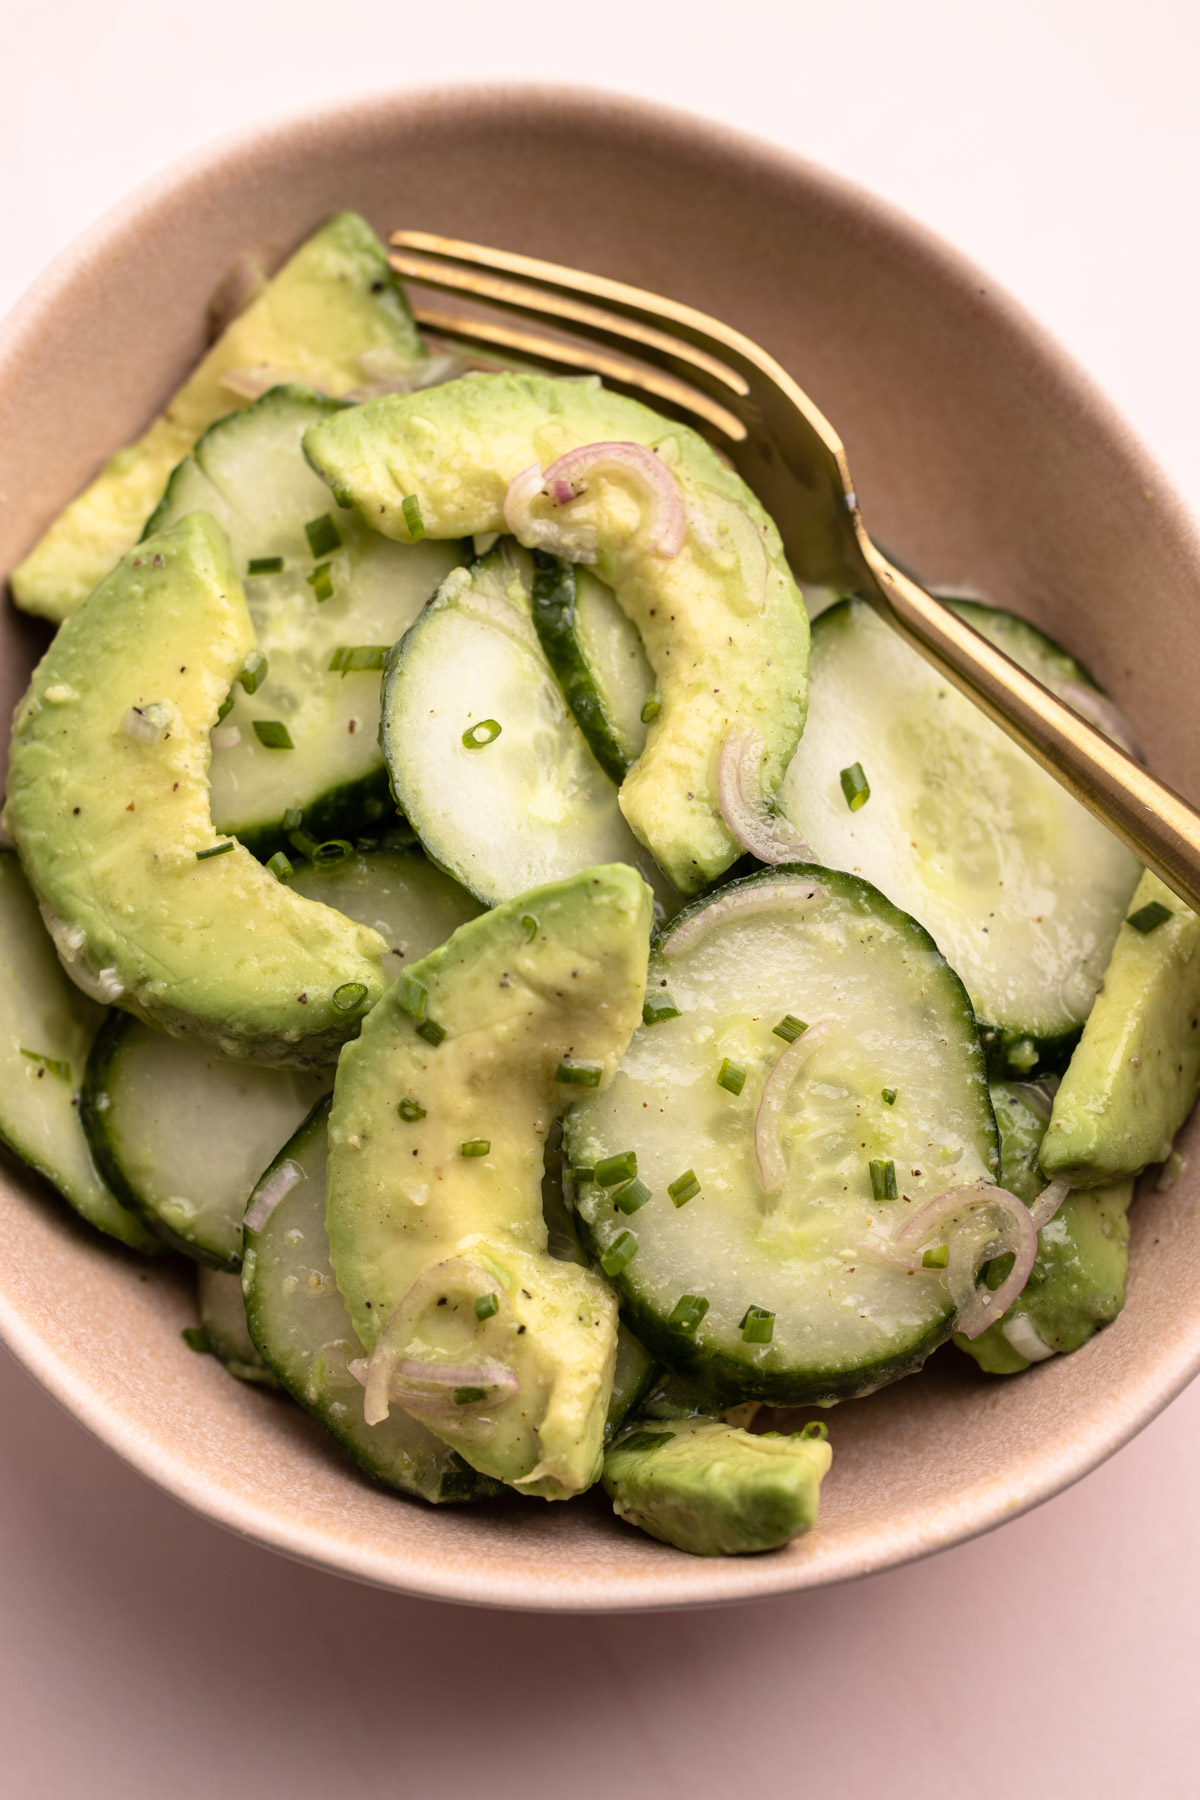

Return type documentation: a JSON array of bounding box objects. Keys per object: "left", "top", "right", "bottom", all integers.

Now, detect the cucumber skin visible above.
[
  {"left": 80, "top": 1014, "right": 236, "bottom": 1269},
  {"left": 531, "top": 553, "right": 629, "bottom": 786},
  {"left": 0, "top": 1110, "right": 161, "bottom": 1257},
  {"left": 567, "top": 863, "right": 998, "bottom": 1406},
  {"left": 234, "top": 768, "right": 397, "bottom": 864},
  {"left": 243, "top": 1099, "right": 503, "bottom": 1506}
]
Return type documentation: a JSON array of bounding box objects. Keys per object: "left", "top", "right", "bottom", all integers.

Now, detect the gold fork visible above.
[{"left": 390, "top": 229, "right": 1200, "bottom": 913}]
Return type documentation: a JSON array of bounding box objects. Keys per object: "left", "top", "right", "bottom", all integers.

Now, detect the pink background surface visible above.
[{"left": 4, "top": 2, "right": 1200, "bottom": 1791}]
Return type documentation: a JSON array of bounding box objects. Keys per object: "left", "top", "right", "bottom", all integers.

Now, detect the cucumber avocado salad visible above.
[{"left": 1, "top": 211, "right": 1189, "bottom": 1560}]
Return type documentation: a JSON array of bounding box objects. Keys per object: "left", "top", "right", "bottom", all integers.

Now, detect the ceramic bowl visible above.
[{"left": 3, "top": 85, "right": 1199, "bottom": 1611}]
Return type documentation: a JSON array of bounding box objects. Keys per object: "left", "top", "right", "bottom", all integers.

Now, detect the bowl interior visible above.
[{"left": 3, "top": 85, "right": 1199, "bottom": 1609}]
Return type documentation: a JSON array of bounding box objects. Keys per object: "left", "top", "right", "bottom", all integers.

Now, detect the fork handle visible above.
[{"left": 863, "top": 549, "right": 1200, "bottom": 913}]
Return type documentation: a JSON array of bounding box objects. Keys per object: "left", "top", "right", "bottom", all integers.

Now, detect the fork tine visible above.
[
  {"left": 389, "top": 248, "right": 752, "bottom": 420},
  {"left": 413, "top": 304, "right": 747, "bottom": 444},
  {"left": 392, "top": 230, "right": 765, "bottom": 391}
]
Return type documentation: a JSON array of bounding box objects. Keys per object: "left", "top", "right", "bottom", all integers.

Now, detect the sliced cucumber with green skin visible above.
[
  {"left": 381, "top": 544, "right": 675, "bottom": 909},
  {"left": 287, "top": 843, "right": 483, "bottom": 985},
  {"left": 145, "top": 385, "right": 464, "bottom": 856},
  {"left": 196, "top": 1266, "right": 279, "bottom": 1386},
  {"left": 531, "top": 553, "right": 653, "bottom": 783},
  {"left": 0, "top": 851, "right": 157, "bottom": 1252},
  {"left": 566, "top": 866, "right": 999, "bottom": 1406},
  {"left": 82, "top": 1015, "right": 329, "bottom": 1267},
  {"left": 777, "top": 599, "right": 1142, "bottom": 1078},
  {"left": 243, "top": 1100, "right": 503, "bottom": 1504}
]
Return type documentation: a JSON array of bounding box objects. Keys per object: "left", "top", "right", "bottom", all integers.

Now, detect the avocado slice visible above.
[
  {"left": 325, "top": 863, "right": 653, "bottom": 1498},
  {"left": 12, "top": 212, "right": 424, "bottom": 623},
  {"left": 603, "top": 1419, "right": 832, "bottom": 1556},
  {"left": 956, "top": 1082, "right": 1132, "bottom": 1374},
  {"left": 303, "top": 373, "right": 810, "bottom": 894},
  {"left": 3, "top": 512, "right": 387, "bottom": 1065},
  {"left": 1040, "top": 870, "right": 1200, "bottom": 1185}
]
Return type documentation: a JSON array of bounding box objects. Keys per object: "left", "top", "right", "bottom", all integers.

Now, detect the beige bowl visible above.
[{"left": 3, "top": 85, "right": 1199, "bottom": 1611}]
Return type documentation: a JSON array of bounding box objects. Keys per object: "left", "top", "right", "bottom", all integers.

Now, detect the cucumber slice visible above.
[
  {"left": 82, "top": 1016, "right": 329, "bottom": 1267},
  {"left": 243, "top": 1100, "right": 502, "bottom": 1504},
  {"left": 531, "top": 554, "right": 653, "bottom": 783},
  {"left": 287, "top": 843, "right": 482, "bottom": 983},
  {"left": 0, "top": 850, "right": 157, "bottom": 1252},
  {"left": 146, "top": 385, "right": 463, "bottom": 855},
  {"left": 196, "top": 1266, "right": 280, "bottom": 1386},
  {"left": 381, "top": 544, "right": 674, "bottom": 908},
  {"left": 566, "top": 866, "right": 999, "bottom": 1405},
  {"left": 777, "top": 598, "right": 1141, "bottom": 1077}
]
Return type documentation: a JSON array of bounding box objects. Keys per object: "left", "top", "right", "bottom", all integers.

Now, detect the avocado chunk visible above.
[
  {"left": 603, "top": 1419, "right": 832, "bottom": 1556},
  {"left": 303, "top": 373, "right": 810, "bottom": 894},
  {"left": 325, "top": 864, "right": 653, "bottom": 1498},
  {"left": 12, "top": 212, "right": 425, "bottom": 623},
  {"left": 3, "top": 512, "right": 387, "bottom": 1065},
  {"left": 956, "top": 1082, "right": 1132, "bottom": 1374},
  {"left": 1040, "top": 870, "right": 1200, "bottom": 1185}
]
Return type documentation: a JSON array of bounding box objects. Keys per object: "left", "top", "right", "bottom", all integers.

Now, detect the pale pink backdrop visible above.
[{"left": 4, "top": 2, "right": 1199, "bottom": 1793}]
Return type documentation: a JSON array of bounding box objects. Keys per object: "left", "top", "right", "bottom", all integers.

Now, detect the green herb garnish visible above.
[
  {"left": 196, "top": 841, "right": 234, "bottom": 860},
  {"left": 252, "top": 720, "right": 293, "bottom": 749},
  {"left": 797, "top": 1420, "right": 829, "bottom": 1441},
  {"left": 882, "top": 1087, "right": 898, "bottom": 1106},
  {"left": 306, "top": 563, "right": 334, "bottom": 602},
  {"left": 741, "top": 1305, "right": 775, "bottom": 1344},
  {"left": 266, "top": 851, "right": 293, "bottom": 881},
  {"left": 181, "top": 1327, "right": 211, "bottom": 1353},
  {"left": 332, "top": 982, "right": 368, "bottom": 1014},
  {"left": 20, "top": 1049, "right": 70, "bottom": 1081},
  {"left": 555, "top": 1061, "right": 603, "bottom": 1087},
  {"left": 773, "top": 1014, "right": 808, "bottom": 1043},
  {"left": 237, "top": 649, "right": 268, "bottom": 693},
  {"left": 416, "top": 1019, "right": 446, "bottom": 1047},
  {"left": 460, "top": 1139, "right": 491, "bottom": 1157},
  {"left": 474, "top": 1294, "right": 499, "bottom": 1321},
  {"left": 397, "top": 974, "right": 428, "bottom": 1021},
  {"left": 397, "top": 1098, "right": 426, "bottom": 1122},
  {"left": 600, "top": 1231, "right": 639, "bottom": 1276},
  {"left": 1128, "top": 900, "right": 1173, "bottom": 934},
  {"left": 869, "top": 1158, "right": 898, "bottom": 1200},
  {"left": 521, "top": 914, "right": 538, "bottom": 942},
  {"left": 668, "top": 1294, "right": 709, "bottom": 1334},
  {"left": 312, "top": 838, "right": 353, "bottom": 865},
  {"left": 717, "top": 1058, "right": 747, "bottom": 1095},
  {"left": 668, "top": 1169, "right": 700, "bottom": 1207},
  {"left": 328, "top": 645, "right": 389, "bottom": 674},
  {"left": 923, "top": 1245, "right": 949, "bottom": 1269},
  {"left": 401, "top": 494, "right": 425, "bottom": 541},
  {"left": 595, "top": 1150, "right": 637, "bottom": 1187},
  {"left": 839, "top": 761, "right": 870, "bottom": 811},
  {"left": 642, "top": 990, "right": 681, "bottom": 1026},
  {"left": 247, "top": 556, "right": 283, "bottom": 576},
  {"left": 640, "top": 691, "right": 663, "bottom": 724},
  {"left": 614, "top": 1176, "right": 652, "bottom": 1214},
  {"left": 462, "top": 718, "right": 502, "bottom": 749},
  {"left": 304, "top": 514, "right": 342, "bottom": 559},
  {"left": 454, "top": 1386, "right": 487, "bottom": 1405}
]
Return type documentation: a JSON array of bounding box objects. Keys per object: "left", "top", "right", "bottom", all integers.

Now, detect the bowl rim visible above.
[{"left": 4, "top": 79, "right": 1200, "bottom": 1612}]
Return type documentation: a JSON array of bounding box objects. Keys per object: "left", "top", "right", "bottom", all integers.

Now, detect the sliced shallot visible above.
[
  {"left": 717, "top": 724, "right": 814, "bottom": 865},
  {"left": 502, "top": 440, "right": 686, "bottom": 564},
  {"left": 1029, "top": 1177, "right": 1070, "bottom": 1231},
  {"left": 244, "top": 1159, "right": 302, "bottom": 1232},
  {"left": 862, "top": 1180, "right": 1040, "bottom": 1340},
  {"left": 754, "top": 1017, "right": 836, "bottom": 1193},
  {"left": 354, "top": 1255, "right": 517, "bottom": 1426},
  {"left": 663, "top": 879, "right": 825, "bottom": 956}
]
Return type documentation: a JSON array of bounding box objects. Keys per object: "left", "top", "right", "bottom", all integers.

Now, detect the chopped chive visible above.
[
  {"left": 595, "top": 1150, "right": 637, "bottom": 1188},
  {"left": 329, "top": 645, "right": 389, "bottom": 675},
  {"left": 839, "top": 761, "right": 870, "bottom": 811},
  {"left": 304, "top": 513, "right": 342, "bottom": 559},
  {"left": 196, "top": 841, "right": 234, "bottom": 860},
  {"left": 20, "top": 1049, "right": 71, "bottom": 1081},
  {"left": 773, "top": 1014, "right": 808, "bottom": 1043},
  {"left": 282, "top": 807, "right": 304, "bottom": 831},
  {"left": 454, "top": 1386, "right": 487, "bottom": 1405},
  {"left": 306, "top": 562, "right": 334, "bottom": 602},
  {"left": 474, "top": 1293, "right": 499, "bottom": 1321},
  {"left": 618, "top": 1429, "right": 673, "bottom": 1453},
  {"left": 741, "top": 1305, "right": 775, "bottom": 1344},
  {"left": 181, "top": 1327, "right": 211, "bottom": 1353},
  {"left": 569, "top": 1166, "right": 595, "bottom": 1186},
  {"left": 641, "top": 692, "right": 663, "bottom": 724},
  {"left": 237, "top": 649, "right": 268, "bottom": 693},
  {"left": 600, "top": 1231, "right": 639, "bottom": 1276},
  {"left": 460, "top": 1139, "right": 491, "bottom": 1157},
  {"left": 869, "top": 1158, "right": 898, "bottom": 1200},
  {"left": 555, "top": 1060, "right": 603, "bottom": 1087},
  {"left": 397, "top": 974, "right": 428, "bottom": 1021},
  {"left": 642, "top": 990, "right": 681, "bottom": 1026},
  {"left": 881, "top": 1087, "right": 898, "bottom": 1106},
  {"left": 717, "top": 1058, "right": 747, "bottom": 1096},
  {"left": 668, "top": 1169, "right": 701, "bottom": 1207},
  {"left": 332, "top": 981, "right": 369, "bottom": 1014},
  {"left": 923, "top": 1245, "right": 949, "bottom": 1269},
  {"left": 797, "top": 1420, "right": 829, "bottom": 1441},
  {"left": 266, "top": 850, "right": 293, "bottom": 881},
  {"left": 462, "top": 718, "right": 502, "bottom": 749},
  {"left": 521, "top": 913, "right": 538, "bottom": 943},
  {"left": 401, "top": 494, "right": 425, "bottom": 541},
  {"left": 416, "top": 1018, "right": 446, "bottom": 1047},
  {"left": 668, "top": 1294, "right": 709, "bottom": 1334},
  {"left": 289, "top": 827, "right": 320, "bottom": 861},
  {"left": 252, "top": 720, "right": 293, "bottom": 749},
  {"left": 216, "top": 693, "right": 235, "bottom": 724},
  {"left": 247, "top": 556, "right": 283, "bottom": 576},
  {"left": 1128, "top": 900, "right": 1173, "bottom": 934},
  {"left": 397, "top": 1097, "right": 426, "bottom": 1122},
  {"left": 614, "top": 1176, "right": 652, "bottom": 1214},
  {"left": 312, "top": 838, "right": 353, "bottom": 865}
]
